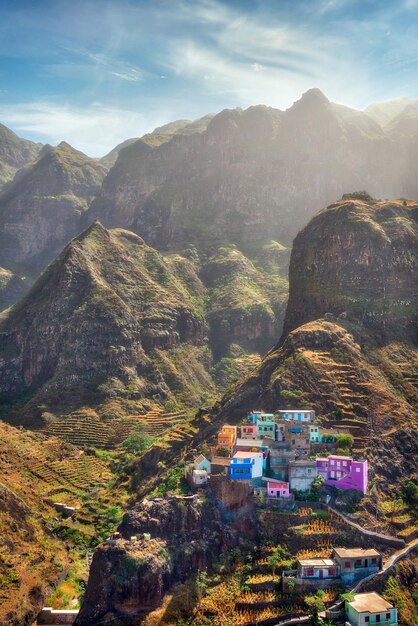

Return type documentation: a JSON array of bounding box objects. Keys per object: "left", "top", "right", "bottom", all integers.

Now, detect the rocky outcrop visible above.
[
  {"left": 75, "top": 490, "right": 256, "bottom": 625},
  {"left": 87, "top": 90, "right": 406, "bottom": 250},
  {"left": 283, "top": 196, "right": 418, "bottom": 340}
]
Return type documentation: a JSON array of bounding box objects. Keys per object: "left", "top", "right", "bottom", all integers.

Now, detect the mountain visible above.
[
  {"left": 283, "top": 194, "right": 418, "bottom": 339},
  {"left": 0, "top": 220, "right": 288, "bottom": 440},
  {"left": 100, "top": 137, "right": 140, "bottom": 169},
  {"left": 0, "top": 141, "right": 107, "bottom": 274},
  {"left": 213, "top": 196, "right": 418, "bottom": 498},
  {"left": 0, "top": 122, "right": 42, "bottom": 190},
  {"left": 87, "top": 89, "right": 404, "bottom": 250},
  {"left": 364, "top": 97, "right": 415, "bottom": 128},
  {"left": 0, "top": 221, "right": 209, "bottom": 421}
]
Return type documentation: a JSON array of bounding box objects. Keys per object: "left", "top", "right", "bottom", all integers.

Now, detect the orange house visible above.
[{"left": 217, "top": 425, "right": 237, "bottom": 449}]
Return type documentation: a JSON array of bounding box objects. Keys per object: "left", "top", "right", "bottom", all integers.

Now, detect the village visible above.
[{"left": 183, "top": 409, "right": 401, "bottom": 626}]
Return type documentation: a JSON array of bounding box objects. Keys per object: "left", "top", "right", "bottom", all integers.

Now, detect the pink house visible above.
[
  {"left": 316, "top": 455, "right": 368, "bottom": 494},
  {"left": 241, "top": 424, "right": 258, "bottom": 439},
  {"left": 266, "top": 478, "right": 290, "bottom": 498}
]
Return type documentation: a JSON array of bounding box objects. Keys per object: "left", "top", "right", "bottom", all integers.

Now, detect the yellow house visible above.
[{"left": 217, "top": 425, "right": 237, "bottom": 449}]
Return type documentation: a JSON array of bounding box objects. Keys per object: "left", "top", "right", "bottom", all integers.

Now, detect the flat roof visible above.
[
  {"left": 289, "top": 459, "right": 317, "bottom": 466},
  {"left": 333, "top": 548, "right": 380, "bottom": 558},
  {"left": 279, "top": 410, "right": 313, "bottom": 413},
  {"left": 348, "top": 592, "right": 393, "bottom": 613},
  {"left": 298, "top": 558, "right": 335, "bottom": 567},
  {"left": 193, "top": 469, "right": 207, "bottom": 475},
  {"left": 235, "top": 438, "right": 264, "bottom": 446},
  {"left": 233, "top": 451, "right": 261, "bottom": 458}
]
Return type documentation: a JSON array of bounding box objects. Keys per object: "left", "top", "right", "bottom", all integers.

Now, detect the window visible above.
[
  {"left": 376, "top": 615, "right": 380, "bottom": 623},
  {"left": 365, "top": 617, "right": 369, "bottom": 623},
  {"left": 371, "top": 558, "right": 377, "bottom": 564},
  {"left": 308, "top": 469, "right": 312, "bottom": 474},
  {"left": 386, "top": 614, "right": 390, "bottom": 620},
  {"left": 345, "top": 562, "right": 350, "bottom": 568},
  {"left": 328, "top": 569, "right": 335, "bottom": 575},
  {"left": 282, "top": 491, "right": 286, "bottom": 495},
  {"left": 306, "top": 569, "right": 314, "bottom": 576},
  {"left": 356, "top": 467, "right": 361, "bottom": 473},
  {"left": 337, "top": 461, "right": 341, "bottom": 467}
]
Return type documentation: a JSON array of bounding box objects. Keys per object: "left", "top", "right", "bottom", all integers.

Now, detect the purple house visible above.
[{"left": 316, "top": 455, "right": 368, "bottom": 494}]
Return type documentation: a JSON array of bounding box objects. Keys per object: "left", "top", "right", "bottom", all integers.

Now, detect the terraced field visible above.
[{"left": 305, "top": 349, "right": 372, "bottom": 455}]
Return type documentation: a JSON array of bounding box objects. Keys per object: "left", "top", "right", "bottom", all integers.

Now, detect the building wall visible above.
[
  {"left": 346, "top": 604, "right": 398, "bottom": 626},
  {"left": 289, "top": 463, "right": 317, "bottom": 491}
]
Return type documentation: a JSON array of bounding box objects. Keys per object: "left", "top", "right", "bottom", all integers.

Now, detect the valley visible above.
[{"left": 0, "top": 93, "right": 416, "bottom": 626}]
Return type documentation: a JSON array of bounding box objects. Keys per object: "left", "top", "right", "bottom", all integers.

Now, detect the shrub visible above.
[
  {"left": 402, "top": 480, "right": 418, "bottom": 505},
  {"left": 336, "top": 433, "right": 354, "bottom": 450}
]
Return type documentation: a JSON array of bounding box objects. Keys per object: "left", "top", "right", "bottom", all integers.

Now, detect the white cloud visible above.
[
  {"left": 251, "top": 63, "right": 267, "bottom": 72},
  {"left": 0, "top": 102, "right": 168, "bottom": 157}
]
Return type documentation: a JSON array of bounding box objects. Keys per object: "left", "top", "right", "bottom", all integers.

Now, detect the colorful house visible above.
[
  {"left": 316, "top": 455, "right": 368, "bottom": 494},
  {"left": 256, "top": 414, "right": 276, "bottom": 439},
  {"left": 194, "top": 454, "right": 211, "bottom": 474},
  {"left": 279, "top": 409, "right": 315, "bottom": 422},
  {"left": 185, "top": 455, "right": 211, "bottom": 488},
  {"left": 217, "top": 425, "right": 237, "bottom": 450},
  {"left": 230, "top": 451, "right": 263, "bottom": 482},
  {"left": 332, "top": 548, "right": 381, "bottom": 584},
  {"left": 289, "top": 459, "right": 317, "bottom": 491},
  {"left": 248, "top": 411, "right": 263, "bottom": 423},
  {"left": 309, "top": 424, "right": 320, "bottom": 442},
  {"left": 234, "top": 439, "right": 269, "bottom": 470},
  {"left": 265, "top": 478, "right": 290, "bottom": 498},
  {"left": 240, "top": 423, "right": 258, "bottom": 439},
  {"left": 345, "top": 592, "right": 397, "bottom": 626},
  {"left": 283, "top": 558, "right": 341, "bottom": 591}
]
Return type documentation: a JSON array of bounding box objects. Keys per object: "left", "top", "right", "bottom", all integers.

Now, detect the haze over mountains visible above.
[{"left": 0, "top": 89, "right": 417, "bottom": 314}]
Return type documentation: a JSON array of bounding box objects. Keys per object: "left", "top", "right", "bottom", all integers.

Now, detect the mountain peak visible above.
[{"left": 298, "top": 87, "right": 329, "bottom": 105}]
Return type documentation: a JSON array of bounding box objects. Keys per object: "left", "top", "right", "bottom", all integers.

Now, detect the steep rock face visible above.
[
  {"left": 75, "top": 490, "right": 256, "bottom": 626},
  {"left": 283, "top": 196, "right": 418, "bottom": 340},
  {"left": 0, "top": 221, "right": 207, "bottom": 419},
  {"left": 0, "top": 123, "right": 41, "bottom": 189},
  {"left": 201, "top": 244, "right": 288, "bottom": 358},
  {"left": 0, "top": 142, "right": 107, "bottom": 271},
  {"left": 87, "top": 90, "right": 403, "bottom": 249}
]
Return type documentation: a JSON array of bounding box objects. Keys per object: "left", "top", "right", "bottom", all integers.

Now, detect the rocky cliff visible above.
[
  {"left": 283, "top": 196, "right": 418, "bottom": 340},
  {"left": 87, "top": 90, "right": 405, "bottom": 250},
  {"left": 0, "top": 123, "right": 41, "bottom": 190},
  {"left": 0, "top": 142, "right": 107, "bottom": 272},
  {"left": 75, "top": 486, "right": 256, "bottom": 626}
]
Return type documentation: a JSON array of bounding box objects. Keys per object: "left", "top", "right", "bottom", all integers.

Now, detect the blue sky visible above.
[{"left": 1, "top": 0, "right": 418, "bottom": 156}]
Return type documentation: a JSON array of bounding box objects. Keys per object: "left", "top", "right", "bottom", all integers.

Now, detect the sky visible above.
[{"left": 1, "top": 0, "right": 418, "bottom": 156}]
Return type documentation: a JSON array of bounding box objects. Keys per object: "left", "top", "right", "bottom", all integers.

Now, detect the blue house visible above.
[{"left": 230, "top": 451, "right": 263, "bottom": 483}]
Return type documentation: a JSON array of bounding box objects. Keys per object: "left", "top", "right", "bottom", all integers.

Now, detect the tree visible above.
[
  {"left": 310, "top": 475, "right": 325, "bottom": 498},
  {"left": 267, "top": 549, "right": 282, "bottom": 578},
  {"left": 195, "top": 570, "right": 209, "bottom": 607},
  {"left": 336, "top": 433, "right": 354, "bottom": 450},
  {"left": 305, "top": 594, "right": 326, "bottom": 626},
  {"left": 403, "top": 480, "right": 418, "bottom": 505},
  {"left": 122, "top": 431, "right": 155, "bottom": 454}
]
